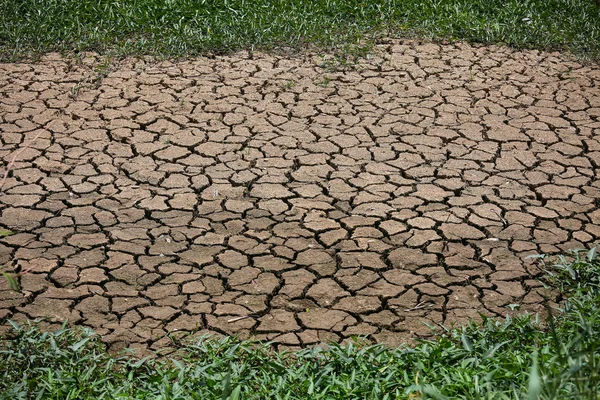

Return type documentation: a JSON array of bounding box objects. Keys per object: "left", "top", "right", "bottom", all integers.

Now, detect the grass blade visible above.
[{"left": 528, "top": 351, "right": 541, "bottom": 400}]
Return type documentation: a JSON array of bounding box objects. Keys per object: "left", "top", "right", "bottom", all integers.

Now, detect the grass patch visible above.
[
  {"left": 1, "top": 248, "right": 599, "bottom": 399},
  {"left": 0, "top": 0, "right": 600, "bottom": 61}
]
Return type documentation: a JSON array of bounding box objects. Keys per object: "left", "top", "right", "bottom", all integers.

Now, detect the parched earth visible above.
[{"left": 1, "top": 40, "right": 600, "bottom": 354}]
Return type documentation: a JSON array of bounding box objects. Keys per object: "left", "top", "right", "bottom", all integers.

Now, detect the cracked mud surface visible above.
[{"left": 1, "top": 40, "right": 600, "bottom": 353}]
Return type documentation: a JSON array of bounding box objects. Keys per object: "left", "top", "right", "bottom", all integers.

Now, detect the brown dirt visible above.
[{"left": 1, "top": 39, "right": 599, "bottom": 353}]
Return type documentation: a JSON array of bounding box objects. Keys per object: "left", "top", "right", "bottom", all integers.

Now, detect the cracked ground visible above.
[{"left": 1, "top": 40, "right": 600, "bottom": 354}]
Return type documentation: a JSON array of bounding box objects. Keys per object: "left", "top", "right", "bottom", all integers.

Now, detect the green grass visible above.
[
  {"left": 1, "top": 248, "right": 599, "bottom": 399},
  {"left": 1, "top": 0, "right": 600, "bottom": 61}
]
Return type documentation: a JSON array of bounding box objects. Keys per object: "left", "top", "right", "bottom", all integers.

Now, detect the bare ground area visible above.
[{"left": 1, "top": 39, "right": 599, "bottom": 354}]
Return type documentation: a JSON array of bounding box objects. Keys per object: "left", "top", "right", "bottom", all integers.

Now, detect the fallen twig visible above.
[
  {"left": 227, "top": 315, "right": 249, "bottom": 323},
  {"left": 1, "top": 120, "right": 56, "bottom": 191},
  {"left": 491, "top": 209, "right": 508, "bottom": 227},
  {"left": 403, "top": 301, "right": 433, "bottom": 312}
]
